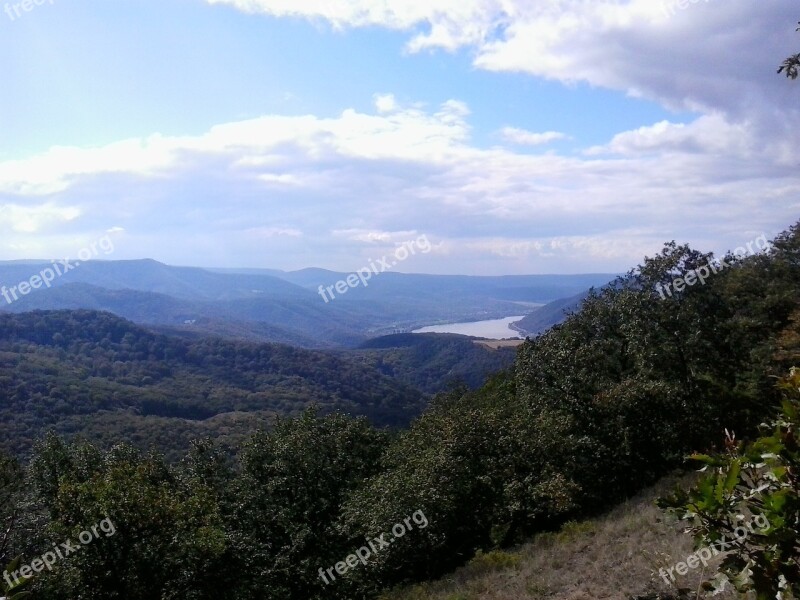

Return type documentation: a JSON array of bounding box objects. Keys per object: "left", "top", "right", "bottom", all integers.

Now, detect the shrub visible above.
[{"left": 659, "top": 368, "right": 800, "bottom": 598}]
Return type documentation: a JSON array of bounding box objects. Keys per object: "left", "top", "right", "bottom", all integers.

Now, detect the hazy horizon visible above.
[{"left": 0, "top": 256, "right": 622, "bottom": 278}]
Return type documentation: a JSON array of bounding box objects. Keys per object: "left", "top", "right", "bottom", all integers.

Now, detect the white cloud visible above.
[
  {"left": 374, "top": 93, "right": 399, "bottom": 114},
  {"left": 585, "top": 115, "right": 753, "bottom": 157},
  {"left": 206, "top": 0, "right": 507, "bottom": 51},
  {"left": 205, "top": 1, "right": 798, "bottom": 128},
  {"left": 258, "top": 173, "right": 302, "bottom": 185},
  {"left": 333, "top": 229, "right": 421, "bottom": 244},
  {"left": 467, "top": 234, "right": 660, "bottom": 261},
  {"left": 0, "top": 202, "right": 81, "bottom": 233},
  {"left": 0, "top": 137, "right": 178, "bottom": 196},
  {"left": 0, "top": 96, "right": 796, "bottom": 272},
  {"left": 500, "top": 127, "right": 569, "bottom": 146},
  {"left": 244, "top": 226, "right": 303, "bottom": 238}
]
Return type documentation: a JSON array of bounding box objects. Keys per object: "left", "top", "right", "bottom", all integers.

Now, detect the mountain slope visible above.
[
  {"left": 0, "top": 282, "right": 368, "bottom": 348},
  {"left": 382, "top": 474, "right": 719, "bottom": 600},
  {"left": 354, "top": 333, "right": 518, "bottom": 394},
  {"left": 0, "top": 258, "right": 311, "bottom": 301},
  {"left": 513, "top": 290, "right": 590, "bottom": 336},
  {"left": 0, "top": 310, "right": 426, "bottom": 458}
]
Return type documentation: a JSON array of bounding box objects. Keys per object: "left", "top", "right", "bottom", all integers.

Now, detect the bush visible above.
[{"left": 659, "top": 368, "right": 800, "bottom": 598}]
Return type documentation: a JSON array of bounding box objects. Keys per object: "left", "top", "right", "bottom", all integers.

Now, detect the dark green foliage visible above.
[
  {"left": 0, "top": 453, "right": 23, "bottom": 565},
  {"left": 28, "top": 434, "right": 232, "bottom": 600},
  {"left": 340, "top": 371, "right": 578, "bottom": 591},
  {"left": 660, "top": 368, "right": 800, "bottom": 598},
  {"left": 354, "top": 333, "right": 517, "bottom": 394},
  {"left": 228, "top": 410, "right": 389, "bottom": 599},
  {"left": 514, "top": 236, "right": 795, "bottom": 509},
  {"left": 2, "top": 556, "right": 32, "bottom": 599},
  {"left": 778, "top": 22, "right": 800, "bottom": 79},
  {"left": 0, "top": 310, "right": 426, "bottom": 458}
]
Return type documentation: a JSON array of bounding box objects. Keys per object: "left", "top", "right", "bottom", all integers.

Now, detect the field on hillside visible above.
[{"left": 382, "top": 474, "right": 735, "bottom": 600}]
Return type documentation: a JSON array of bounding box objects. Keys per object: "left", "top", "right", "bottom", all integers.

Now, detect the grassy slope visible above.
[{"left": 381, "top": 474, "right": 736, "bottom": 600}]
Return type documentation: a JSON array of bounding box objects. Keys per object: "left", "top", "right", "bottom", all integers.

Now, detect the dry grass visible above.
[{"left": 381, "top": 474, "right": 738, "bottom": 600}]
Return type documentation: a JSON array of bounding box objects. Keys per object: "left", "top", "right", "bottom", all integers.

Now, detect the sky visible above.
[{"left": 0, "top": 0, "right": 798, "bottom": 275}]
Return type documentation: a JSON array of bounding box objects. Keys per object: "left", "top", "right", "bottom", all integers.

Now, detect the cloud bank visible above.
[{"left": 0, "top": 0, "right": 797, "bottom": 273}]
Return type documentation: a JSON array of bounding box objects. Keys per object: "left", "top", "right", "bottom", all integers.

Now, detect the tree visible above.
[
  {"left": 778, "top": 22, "right": 800, "bottom": 79},
  {"left": 0, "top": 452, "right": 22, "bottom": 566},
  {"left": 659, "top": 369, "right": 800, "bottom": 598},
  {"left": 29, "top": 436, "right": 230, "bottom": 600},
  {"left": 341, "top": 372, "right": 579, "bottom": 594},
  {"left": 2, "top": 556, "right": 31, "bottom": 599},
  {"left": 516, "top": 241, "right": 753, "bottom": 505},
  {"left": 229, "top": 409, "right": 389, "bottom": 600}
]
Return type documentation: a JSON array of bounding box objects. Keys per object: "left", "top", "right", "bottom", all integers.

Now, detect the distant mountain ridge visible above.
[
  {"left": 0, "top": 258, "right": 310, "bottom": 301},
  {"left": 0, "top": 260, "right": 616, "bottom": 348}
]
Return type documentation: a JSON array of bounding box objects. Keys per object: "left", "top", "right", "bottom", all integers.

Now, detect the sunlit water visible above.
[{"left": 412, "top": 316, "right": 525, "bottom": 339}]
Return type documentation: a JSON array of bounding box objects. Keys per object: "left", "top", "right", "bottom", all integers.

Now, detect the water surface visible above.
[{"left": 412, "top": 316, "right": 524, "bottom": 339}]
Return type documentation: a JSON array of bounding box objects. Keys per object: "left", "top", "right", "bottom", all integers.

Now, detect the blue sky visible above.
[{"left": 0, "top": 0, "right": 798, "bottom": 274}]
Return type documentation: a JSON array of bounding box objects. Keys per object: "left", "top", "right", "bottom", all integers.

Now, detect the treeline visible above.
[{"left": 2, "top": 222, "right": 800, "bottom": 599}]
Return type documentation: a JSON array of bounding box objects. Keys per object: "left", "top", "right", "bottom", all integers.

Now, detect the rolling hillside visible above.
[
  {"left": 354, "top": 333, "right": 518, "bottom": 394},
  {"left": 0, "top": 310, "right": 427, "bottom": 458},
  {"left": 0, "top": 310, "right": 522, "bottom": 459}
]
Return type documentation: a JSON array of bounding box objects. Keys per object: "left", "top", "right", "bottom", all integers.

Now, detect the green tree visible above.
[
  {"left": 516, "top": 241, "right": 752, "bottom": 505},
  {"left": 0, "top": 452, "right": 23, "bottom": 565},
  {"left": 2, "top": 556, "right": 31, "bottom": 599},
  {"left": 659, "top": 368, "right": 800, "bottom": 598},
  {"left": 779, "top": 22, "right": 800, "bottom": 79},
  {"left": 341, "top": 373, "right": 579, "bottom": 594},
  {"left": 29, "top": 436, "right": 230, "bottom": 600},
  {"left": 229, "top": 409, "right": 389, "bottom": 600}
]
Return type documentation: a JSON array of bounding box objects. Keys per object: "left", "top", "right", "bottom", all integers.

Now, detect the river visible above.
[{"left": 412, "top": 316, "right": 525, "bottom": 339}]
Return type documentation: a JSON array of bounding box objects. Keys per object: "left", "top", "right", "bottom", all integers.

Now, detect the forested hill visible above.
[
  {"left": 354, "top": 333, "right": 517, "bottom": 393},
  {"left": 513, "top": 290, "right": 589, "bottom": 336},
  {"left": 0, "top": 310, "right": 427, "bottom": 458}
]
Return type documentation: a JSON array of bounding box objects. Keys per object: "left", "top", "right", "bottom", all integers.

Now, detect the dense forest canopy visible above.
[{"left": 0, "top": 311, "right": 517, "bottom": 460}]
